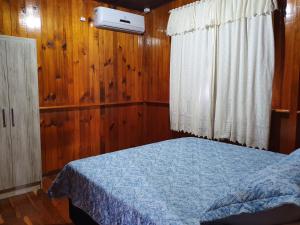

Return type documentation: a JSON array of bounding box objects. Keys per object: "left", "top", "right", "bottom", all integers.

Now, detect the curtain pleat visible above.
[
  {"left": 170, "top": 28, "right": 217, "bottom": 138},
  {"left": 214, "top": 15, "right": 275, "bottom": 149}
]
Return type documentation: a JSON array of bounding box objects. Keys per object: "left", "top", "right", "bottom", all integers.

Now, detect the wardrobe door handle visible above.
[
  {"left": 2, "top": 109, "right": 6, "bottom": 128},
  {"left": 11, "top": 108, "right": 15, "bottom": 127}
]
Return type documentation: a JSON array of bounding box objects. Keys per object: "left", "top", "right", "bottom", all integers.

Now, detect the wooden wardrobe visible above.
[{"left": 0, "top": 35, "right": 41, "bottom": 199}]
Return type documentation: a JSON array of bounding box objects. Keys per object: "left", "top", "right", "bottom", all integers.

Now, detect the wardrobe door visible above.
[
  {"left": 0, "top": 39, "right": 13, "bottom": 190},
  {"left": 6, "top": 38, "right": 41, "bottom": 187}
]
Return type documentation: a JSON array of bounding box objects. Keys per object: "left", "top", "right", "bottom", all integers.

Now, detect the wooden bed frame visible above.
[{"left": 69, "top": 200, "right": 300, "bottom": 225}]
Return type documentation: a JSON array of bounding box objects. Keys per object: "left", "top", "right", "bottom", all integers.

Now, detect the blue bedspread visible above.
[{"left": 49, "top": 137, "right": 285, "bottom": 225}]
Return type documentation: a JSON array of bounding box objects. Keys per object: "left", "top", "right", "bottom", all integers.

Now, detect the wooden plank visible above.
[
  {"left": 9, "top": 0, "right": 27, "bottom": 37},
  {"left": 0, "top": 198, "right": 26, "bottom": 225},
  {"left": 0, "top": 0, "right": 12, "bottom": 35},
  {"left": 0, "top": 189, "right": 72, "bottom": 225},
  {"left": 272, "top": 5, "right": 285, "bottom": 108},
  {"left": 40, "top": 110, "right": 77, "bottom": 174},
  {"left": 41, "top": 105, "right": 144, "bottom": 174},
  {"left": 79, "top": 108, "right": 101, "bottom": 159},
  {"left": 296, "top": 115, "right": 300, "bottom": 148},
  {"left": 278, "top": 0, "right": 300, "bottom": 153}
]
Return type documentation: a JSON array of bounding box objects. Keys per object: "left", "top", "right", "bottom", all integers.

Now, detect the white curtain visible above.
[
  {"left": 167, "top": 0, "right": 277, "bottom": 149},
  {"left": 214, "top": 15, "right": 275, "bottom": 149},
  {"left": 170, "top": 28, "right": 217, "bottom": 139}
]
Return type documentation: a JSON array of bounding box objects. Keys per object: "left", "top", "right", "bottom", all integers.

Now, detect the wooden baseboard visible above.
[{"left": 0, "top": 182, "right": 41, "bottom": 200}]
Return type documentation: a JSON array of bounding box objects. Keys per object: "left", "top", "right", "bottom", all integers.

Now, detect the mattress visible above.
[{"left": 48, "top": 137, "right": 285, "bottom": 225}]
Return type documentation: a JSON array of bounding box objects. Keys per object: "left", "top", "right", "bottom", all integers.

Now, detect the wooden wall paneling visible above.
[
  {"left": 269, "top": 112, "right": 289, "bottom": 151},
  {"left": 102, "top": 105, "right": 144, "bottom": 153},
  {"left": 278, "top": 0, "right": 300, "bottom": 153},
  {"left": 297, "top": 71, "right": 300, "bottom": 149},
  {"left": 117, "top": 33, "right": 133, "bottom": 101},
  {"left": 71, "top": 0, "right": 82, "bottom": 106},
  {"left": 137, "top": 36, "right": 145, "bottom": 100},
  {"left": 144, "top": 7, "right": 156, "bottom": 101},
  {"left": 297, "top": 115, "right": 300, "bottom": 148},
  {"left": 56, "top": 0, "right": 75, "bottom": 106},
  {"left": 74, "top": 0, "right": 99, "bottom": 105},
  {"left": 144, "top": 103, "right": 191, "bottom": 143},
  {"left": 144, "top": 6, "right": 173, "bottom": 102},
  {"left": 41, "top": 104, "right": 144, "bottom": 174},
  {"left": 26, "top": 0, "right": 43, "bottom": 103},
  {"left": 79, "top": 108, "right": 101, "bottom": 159},
  {"left": 87, "top": 2, "right": 101, "bottom": 105},
  {"left": 296, "top": 0, "right": 300, "bottom": 149},
  {"left": 40, "top": 0, "right": 57, "bottom": 106},
  {"left": 9, "top": 0, "right": 27, "bottom": 37},
  {"left": 299, "top": 67, "right": 300, "bottom": 111},
  {"left": 298, "top": 62, "right": 300, "bottom": 149},
  {"left": 280, "top": 0, "right": 298, "bottom": 109},
  {"left": 41, "top": 111, "right": 77, "bottom": 174},
  {"left": 97, "top": 8, "right": 144, "bottom": 104},
  {"left": 40, "top": 0, "right": 75, "bottom": 106},
  {"left": 118, "top": 105, "right": 143, "bottom": 149},
  {"left": 115, "top": 32, "right": 144, "bottom": 102},
  {"left": 41, "top": 108, "right": 102, "bottom": 174},
  {"left": 121, "top": 33, "right": 131, "bottom": 101},
  {"left": 141, "top": 104, "right": 148, "bottom": 144},
  {"left": 0, "top": 0, "right": 148, "bottom": 174},
  {"left": 272, "top": 3, "right": 286, "bottom": 109},
  {"left": 133, "top": 34, "right": 144, "bottom": 101},
  {"left": 95, "top": 0, "right": 175, "bottom": 12},
  {"left": 102, "top": 29, "right": 117, "bottom": 102},
  {"left": 103, "top": 106, "right": 119, "bottom": 152},
  {"left": 0, "top": 0, "right": 12, "bottom": 35},
  {"left": 144, "top": 104, "right": 173, "bottom": 143}
]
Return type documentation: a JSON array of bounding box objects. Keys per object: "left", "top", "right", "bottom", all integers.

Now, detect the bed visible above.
[{"left": 48, "top": 137, "right": 300, "bottom": 225}]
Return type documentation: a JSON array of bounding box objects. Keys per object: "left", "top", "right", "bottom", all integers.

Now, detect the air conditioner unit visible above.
[{"left": 94, "top": 7, "right": 145, "bottom": 34}]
